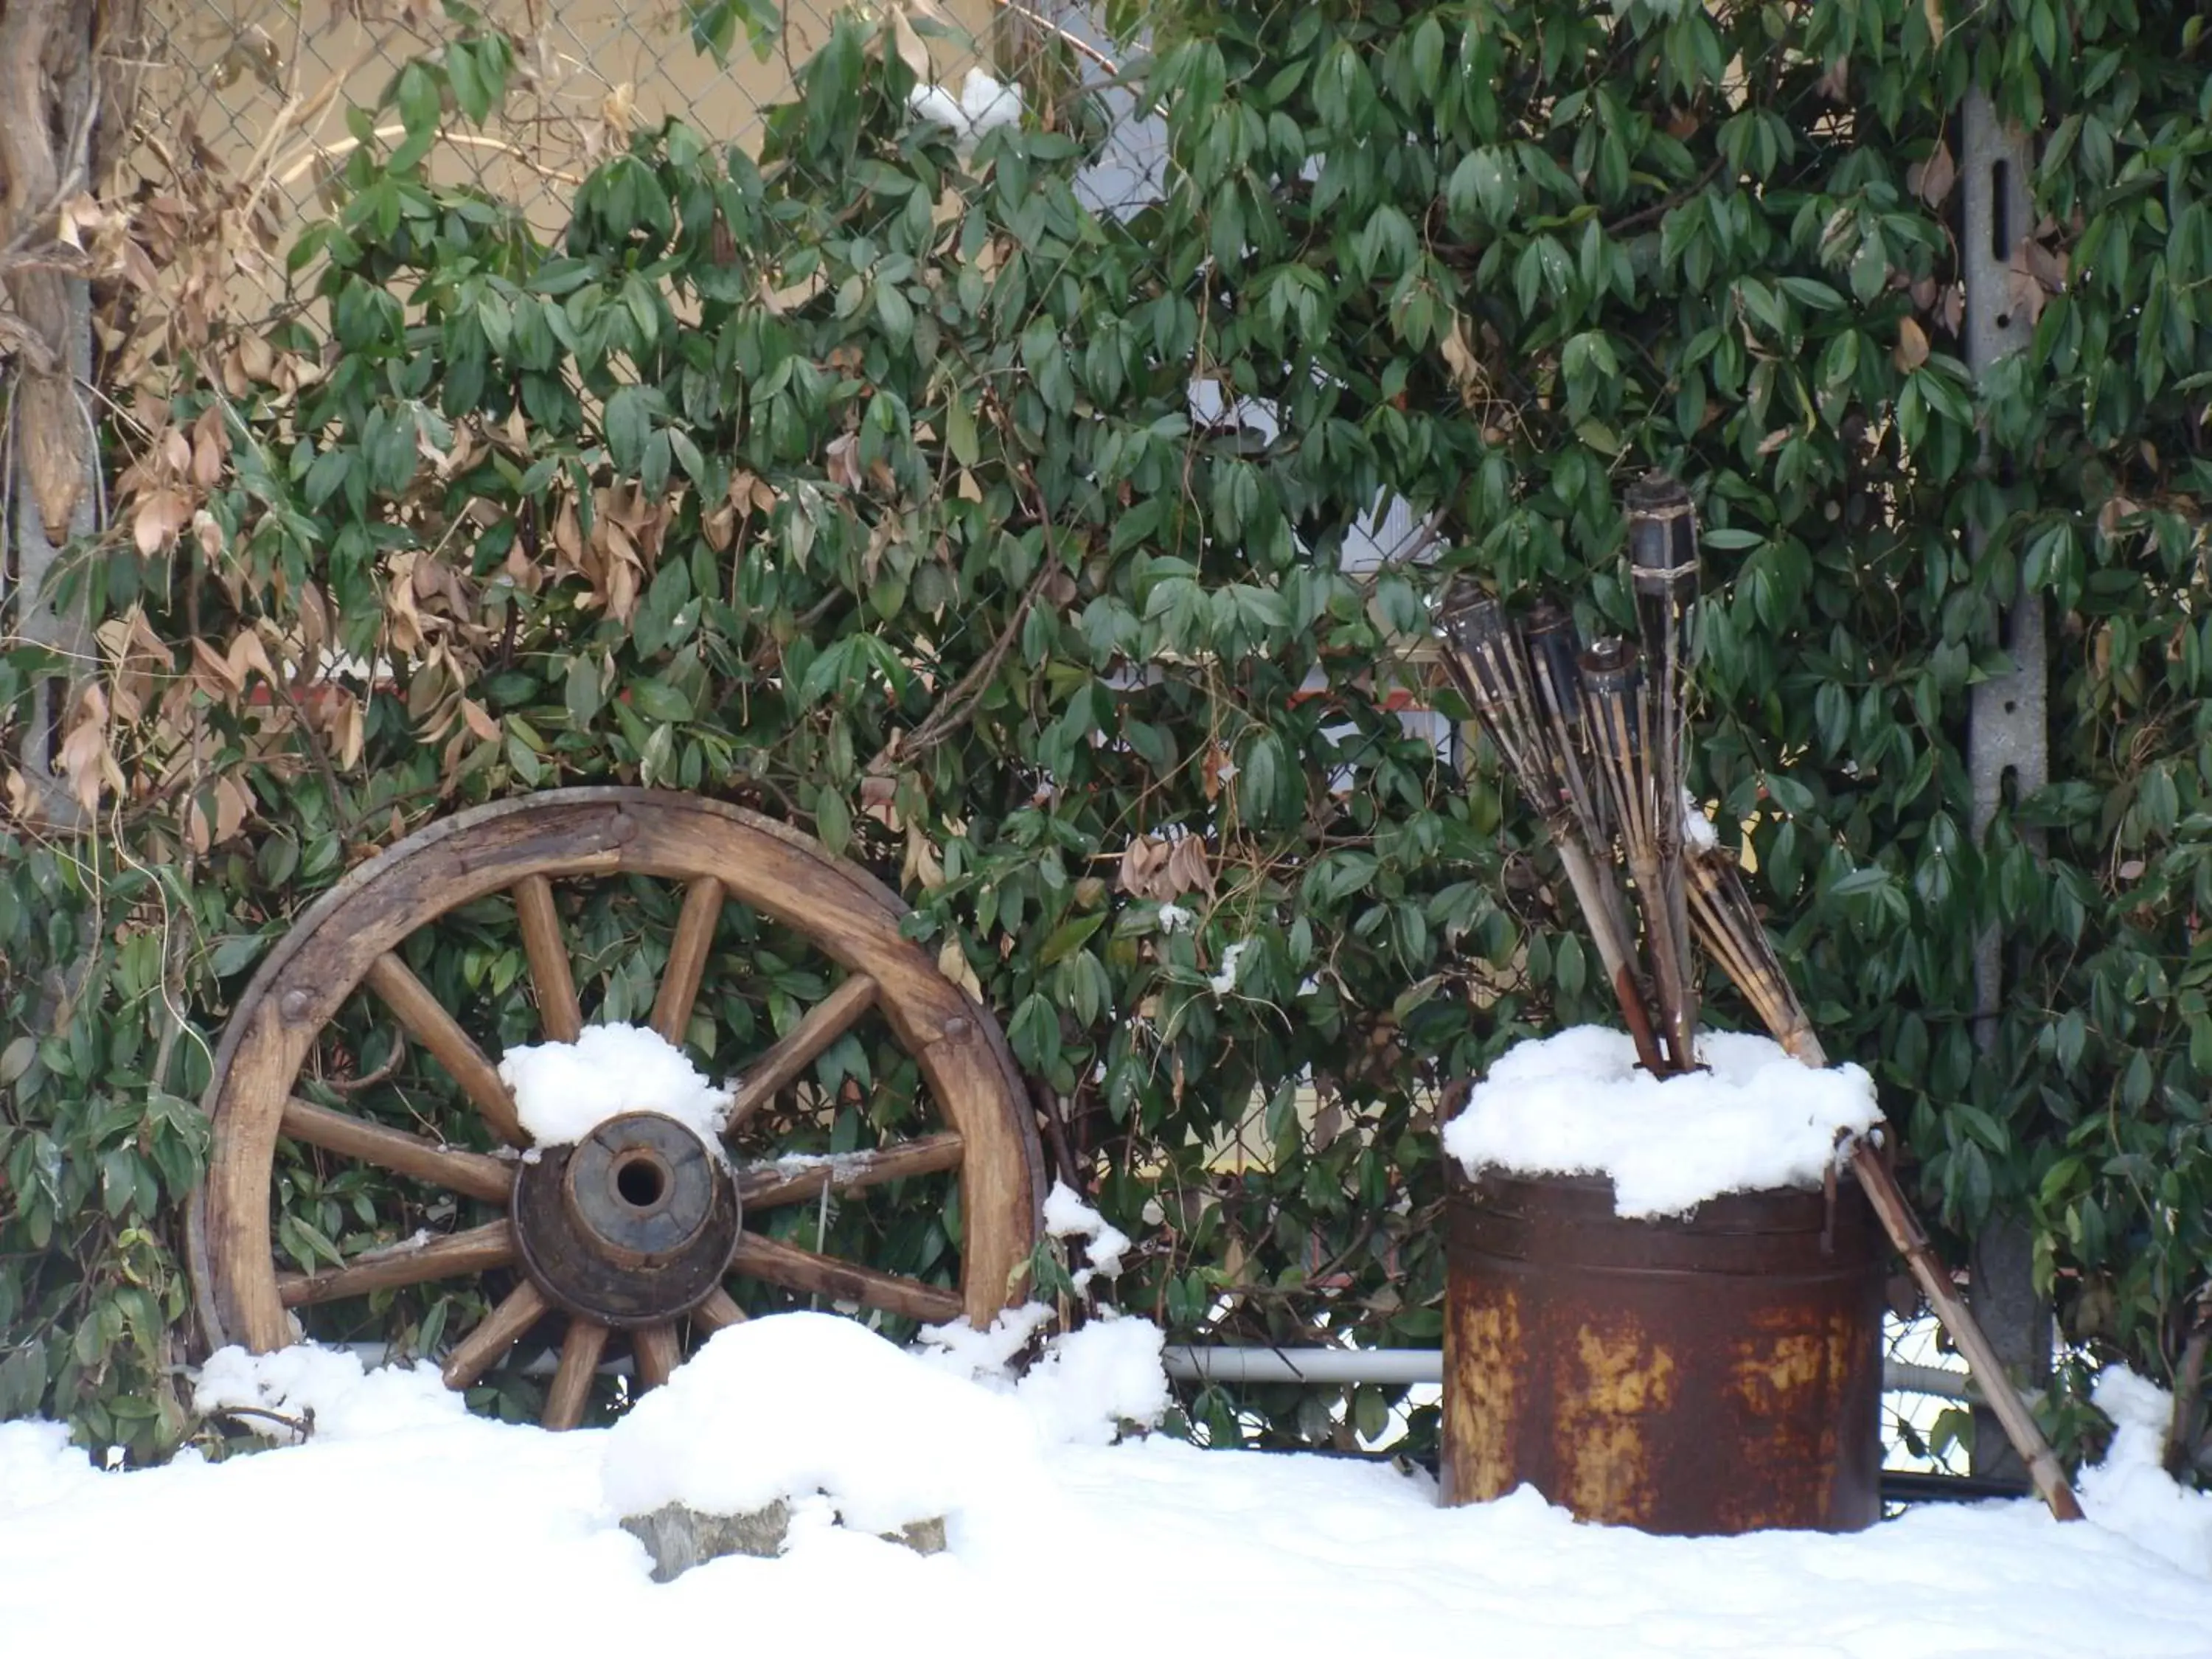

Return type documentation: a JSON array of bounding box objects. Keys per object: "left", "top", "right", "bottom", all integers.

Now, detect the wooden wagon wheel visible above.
[{"left": 187, "top": 787, "right": 1045, "bottom": 1427}]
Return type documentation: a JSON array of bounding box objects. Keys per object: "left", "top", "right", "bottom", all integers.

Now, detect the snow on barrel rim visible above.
[
  {"left": 1441, "top": 1025, "right": 1884, "bottom": 1220},
  {"left": 497, "top": 1023, "right": 732, "bottom": 1152}
]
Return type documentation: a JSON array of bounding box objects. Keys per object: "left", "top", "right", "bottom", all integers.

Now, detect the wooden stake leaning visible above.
[{"left": 1683, "top": 837, "right": 2084, "bottom": 1523}]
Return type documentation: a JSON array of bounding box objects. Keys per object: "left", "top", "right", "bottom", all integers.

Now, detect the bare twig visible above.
[
  {"left": 273, "top": 125, "right": 587, "bottom": 191},
  {"left": 206, "top": 1402, "right": 315, "bottom": 1441},
  {"left": 984, "top": 0, "right": 1119, "bottom": 76},
  {"left": 875, "top": 499, "right": 1062, "bottom": 767},
  {"left": 1604, "top": 159, "right": 1726, "bottom": 238},
  {"left": 319, "top": 1031, "right": 408, "bottom": 1096}
]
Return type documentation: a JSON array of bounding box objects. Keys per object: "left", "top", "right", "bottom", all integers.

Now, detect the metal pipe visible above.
[{"left": 1162, "top": 1345, "right": 1983, "bottom": 1401}]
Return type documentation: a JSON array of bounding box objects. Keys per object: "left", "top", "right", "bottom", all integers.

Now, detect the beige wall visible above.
[{"left": 142, "top": 0, "right": 1000, "bottom": 240}]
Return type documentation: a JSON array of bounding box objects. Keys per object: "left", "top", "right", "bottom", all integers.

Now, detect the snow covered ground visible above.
[{"left": 2, "top": 1312, "right": 2208, "bottom": 1659}]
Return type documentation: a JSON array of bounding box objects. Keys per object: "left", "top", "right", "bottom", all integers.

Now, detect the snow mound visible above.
[
  {"left": 1014, "top": 1317, "right": 1170, "bottom": 1447},
  {"left": 193, "top": 1342, "right": 466, "bottom": 1439},
  {"left": 2080, "top": 1365, "right": 2212, "bottom": 1576},
  {"left": 601, "top": 1312, "right": 1042, "bottom": 1537},
  {"left": 1043, "top": 1179, "right": 1131, "bottom": 1281},
  {"left": 919, "top": 1304, "right": 1170, "bottom": 1446},
  {"left": 918, "top": 1301, "right": 1057, "bottom": 1385},
  {"left": 1442, "top": 1026, "right": 1883, "bottom": 1217},
  {"left": 498, "top": 1023, "right": 730, "bottom": 1150},
  {"left": 0, "top": 1422, "right": 100, "bottom": 1512}
]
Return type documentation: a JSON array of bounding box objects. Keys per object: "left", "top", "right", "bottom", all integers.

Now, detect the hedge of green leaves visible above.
[{"left": 2, "top": 0, "right": 2208, "bottom": 1470}]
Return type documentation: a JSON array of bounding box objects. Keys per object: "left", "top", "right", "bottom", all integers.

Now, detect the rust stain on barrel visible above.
[
  {"left": 1441, "top": 1170, "right": 1883, "bottom": 1535},
  {"left": 1559, "top": 1322, "right": 1674, "bottom": 1524},
  {"left": 1731, "top": 1330, "right": 1823, "bottom": 1411},
  {"left": 1441, "top": 1288, "right": 1521, "bottom": 1503}
]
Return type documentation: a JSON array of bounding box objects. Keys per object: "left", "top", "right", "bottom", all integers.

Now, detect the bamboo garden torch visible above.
[
  {"left": 1438, "top": 595, "right": 1666, "bottom": 1075},
  {"left": 1625, "top": 470, "right": 1703, "bottom": 1068}
]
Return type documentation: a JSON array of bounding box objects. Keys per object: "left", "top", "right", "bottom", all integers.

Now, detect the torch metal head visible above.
[
  {"left": 1626, "top": 471, "right": 1699, "bottom": 598},
  {"left": 1576, "top": 637, "right": 1647, "bottom": 837},
  {"left": 1438, "top": 587, "right": 1554, "bottom": 814},
  {"left": 1522, "top": 600, "right": 1583, "bottom": 721},
  {"left": 1578, "top": 636, "right": 1642, "bottom": 704}
]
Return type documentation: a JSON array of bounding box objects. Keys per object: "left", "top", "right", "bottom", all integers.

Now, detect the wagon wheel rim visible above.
[{"left": 187, "top": 787, "right": 1045, "bottom": 1428}]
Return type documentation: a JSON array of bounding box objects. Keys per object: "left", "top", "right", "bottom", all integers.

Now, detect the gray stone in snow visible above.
[
  {"left": 887, "top": 1514, "right": 947, "bottom": 1556},
  {"left": 622, "top": 1498, "right": 946, "bottom": 1582},
  {"left": 623, "top": 1499, "right": 790, "bottom": 1582}
]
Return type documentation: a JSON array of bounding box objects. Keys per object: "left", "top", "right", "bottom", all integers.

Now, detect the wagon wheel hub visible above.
[{"left": 511, "top": 1113, "right": 742, "bottom": 1327}]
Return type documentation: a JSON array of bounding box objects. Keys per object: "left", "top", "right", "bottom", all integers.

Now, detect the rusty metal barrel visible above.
[{"left": 1440, "top": 1169, "right": 1884, "bottom": 1534}]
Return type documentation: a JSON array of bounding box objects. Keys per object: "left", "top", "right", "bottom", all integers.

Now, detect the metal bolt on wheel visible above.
[{"left": 188, "top": 788, "right": 1045, "bottom": 1427}]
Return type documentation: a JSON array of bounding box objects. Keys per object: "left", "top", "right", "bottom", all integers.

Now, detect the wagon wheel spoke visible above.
[
  {"left": 725, "top": 973, "right": 880, "bottom": 1134},
  {"left": 277, "top": 1220, "right": 516, "bottom": 1307},
  {"left": 633, "top": 1322, "right": 681, "bottom": 1388},
  {"left": 651, "top": 876, "right": 726, "bottom": 1046},
  {"left": 691, "top": 1287, "right": 746, "bottom": 1332},
  {"left": 728, "top": 1231, "right": 962, "bottom": 1324},
  {"left": 440, "top": 1279, "right": 549, "bottom": 1389},
  {"left": 361, "top": 952, "right": 526, "bottom": 1147},
  {"left": 280, "top": 1097, "right": 512, "bottom": 1206},
  {"left": 734, "top": 1131, "right": 966, "bottom": 1211},
  {"left": 512, "top": 873, "right": 582, "bottom": 1043},
  {"left": 543, "top": 1316, "right": 609, "bottom": 1429}
]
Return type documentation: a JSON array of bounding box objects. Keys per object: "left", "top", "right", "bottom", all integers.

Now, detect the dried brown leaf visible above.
[
  {"left": 891, "top": 9, "right": 931, "bottom": 77},
  {"left": 826, "top": 432, "right": 863, "bottom": 491},
  {"left": 1439, "top": 313, "right": 1486, "bottom": 408},
  {"left": 133, "top": 488, "right": 192, "bottom": 554},
  {"left": 1117, "top": 835, "right": 1166, "bottom": 897},
  {"left": 333, "top": 694, "right": 365, "bottom": 770},
  {"left": 904, "top": 823, "right": 945, "bottom": 891},
  {"left": 1893, "top": 316, "right": 1930, "bottom": 372},
  {"left": 1167, "top": 835, "right": 1214, "bottom": 899},
  {"left": 55, "top": 686, "right": 118, "bottom": 815},
  {"left": 2024, "top": 240, "right": 2068, "bottom": 291},
  {"left": 1910, "top": 140, "right": 1956, "bottom": 209},
  {"left": 937, "top": 935, "right": 983, "bottom": 1000},
  {"left": 191, "top": 406, "right": 228, "bottom": 487}
]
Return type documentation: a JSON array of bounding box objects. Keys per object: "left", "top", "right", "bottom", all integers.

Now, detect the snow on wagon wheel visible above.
[{"left": 187, "top": 787, "right": 1045, "bottom": 1427}]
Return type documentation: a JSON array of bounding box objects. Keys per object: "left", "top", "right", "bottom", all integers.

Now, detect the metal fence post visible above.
[{"left": 1960, "top": 86, "right": 2050, "bottom": 1483}]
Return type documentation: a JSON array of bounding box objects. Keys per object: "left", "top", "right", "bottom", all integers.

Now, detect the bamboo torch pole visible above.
[
  {"left": 1578, "top": 639, "right": 1694, "bottom": 1072},
  {"left": 1682, "top": 833, "right": 2084, "bottom": 1521},
  {"left": 1625, "top": 473, "right": 1703, "bottom": 1071},
  {"left": 1853, "top": 1141, "right": 2085, "bottom": 1521}
]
